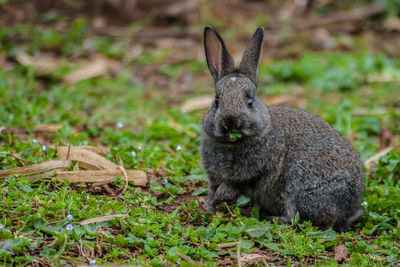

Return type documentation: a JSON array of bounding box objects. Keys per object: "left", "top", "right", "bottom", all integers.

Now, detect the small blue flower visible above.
[
  {"left": 176, "top": 145, "right": 182, "bottom": 151},
  {"left": 89, "top": 259, "right": 96, "bottom": 265},
  {"left": 86, "top": 196, "right": 90, "bottom": 201},
  {"left": 361, "top": 201, "right": 368, "bottom": 207},
  {"left": 131, "top": 151, "right": 136, "bottom": 157},
  {"left": 162, "top": 179, "right": 168, "bottom": 185},
  {"left": 117, "top": 121, "right": 124, "bottom": 128},
  {"left": 66, "top": 224, "right": 73, "bottom": 231},
  {"left": 0, "top": 223, "right": 4, "bottom": 230},
  {"left": 42, "top": 145, "right": 47, "bottom": 151},
  {"left": 137, "top": 145, "right": 142, "bottom": 150},
  {"left": 181, "top": 109, "right": 187, "bottom": 114},
  {"left": 67, "top": 214, "right": 74, "bottom": 221}
]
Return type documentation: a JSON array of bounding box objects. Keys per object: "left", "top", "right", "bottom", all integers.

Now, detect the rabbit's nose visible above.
[{"left": 221, "top": 116, "right": 240, "bottom": 131}]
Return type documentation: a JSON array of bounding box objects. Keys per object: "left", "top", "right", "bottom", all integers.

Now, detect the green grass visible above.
[{"left": 0, "top": 21, "right": 400, "bottom": 266}]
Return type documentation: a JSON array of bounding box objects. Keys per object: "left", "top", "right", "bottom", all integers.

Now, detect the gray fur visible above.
[{"left": 200, "top": 26, "right": 364, "bottom": 232}]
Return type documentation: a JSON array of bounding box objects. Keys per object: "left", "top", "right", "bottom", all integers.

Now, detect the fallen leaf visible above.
[
  {"left": 334, "top": 245, "right": 348, "bottom": 262},
  {"left": 0, "top": 160, "right": 72, "bottom": 178},
  {"left": 168, "top": 118, "right": 197, "bottom": 138},
  {"left": 76, "top": 146, "right": 110, "bottom": 155},
  {"left": 56, "top": 169, "right": 147, "bottom": 186},
  {"left": 383, "top": 16, "right": 400, "bottom": 31},
  {"left": 262, "top": 95, "right": 307, "bottom": 107},
  {"left": 79, "top": 214, "right": 128, "bottom": 225},
  {"left": 180, "top": 95, "right": 213, "bottom": 111},
  {"left": 57, "top": 146, "right": 118, "bottom": 170},
  {"left": 63, "top": 56, "right": 111, "bottom": 85},
  {"left": 364, "top": 144, "right": 400, "bottom": 170},
  {"left": 311, "top": 27, "right": 336, "bottom": 49},
  {"left": 34, "top": 124, "right": 62, "bottom": 133},
  {"left": 73, "top": 162, "right": 80, "bottom": 171},
  {"left": 16, "top": 52, "right": 60, "bottom": 74},
  {"left": 240, "top": 253, "right": 268, "bottom": 266}
]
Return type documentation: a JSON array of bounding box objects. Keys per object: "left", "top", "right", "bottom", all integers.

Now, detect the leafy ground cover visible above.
[{"left": 1, "top": 5, "right": 400, "bottom": 266}]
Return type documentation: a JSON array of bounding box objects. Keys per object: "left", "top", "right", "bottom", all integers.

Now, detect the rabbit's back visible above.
[
  {"left": 268, "top": 104, "right": 363, "bottom": 178},
  {"left": 264, "top": 104, "right": 364, "bottom": 230}
]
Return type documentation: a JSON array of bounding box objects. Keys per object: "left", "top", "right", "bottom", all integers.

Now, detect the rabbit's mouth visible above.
[{"left": 228, "top": 132, "right": 243, "bottom": 142}]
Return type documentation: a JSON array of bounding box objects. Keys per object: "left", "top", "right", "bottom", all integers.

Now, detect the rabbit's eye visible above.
[
  {"left": 247, "top": 98, "right": 254, "bottom": 108},
  {"left": 215, "top": 96, "right": 219, "bottom": 107}
]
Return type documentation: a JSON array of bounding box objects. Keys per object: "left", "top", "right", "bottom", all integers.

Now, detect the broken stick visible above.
[
  {"left": 56, "top": 170, "right": 148, "bottom": 187},
  {"left": 0, "top": 160, "right": 72, "bottom": 178}
]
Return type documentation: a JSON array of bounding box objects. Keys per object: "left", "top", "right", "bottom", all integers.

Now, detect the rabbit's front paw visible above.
[
  {"left": 204, "top": 199, "right": 217, "bottom": 213},
  {"left": 266, "top": 216, "right": 292, "bottom": 225},
  {"left": 205, "top": 182, "right": 239, "bottom": 213},
  {"left": 214, "top": 183, "right": 240, "bottom": 204}
]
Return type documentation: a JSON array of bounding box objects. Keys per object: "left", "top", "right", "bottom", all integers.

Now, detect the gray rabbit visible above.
[{"left": 200, "top": 26, "right": 364, "bottom": 232}]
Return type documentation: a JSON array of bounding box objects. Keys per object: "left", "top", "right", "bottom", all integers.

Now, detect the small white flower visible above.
[
  {"left": 117, "top": 121, "right": 124, "bottom": 128},
  {"left": 131, "top": 151, "right": 136, "bottom": 157},
  {"left": 0, "top": 223, "right": 4, "bottom": 230},
  {"left": 361, "top": 201, "right": 368, "bottom": 207},
  {"left": 33, "top": 139, "right": 37, "bottom": 144},
  {"left": 86, "top": 196, "right": 90, "bottom": 201},
  {"left": 67, "top": 214, "right": 74, "bottom": 221},
  {"left": 89, "top": 259, "right": 96, "bottom": 265},
  {"left": 66, "top": 224, "right": 73, "bottom": 231},
  {"left": 137, "top": 146, "right": 142, "bottom": 150},
  {"left": 176, "top": 145, "right": 182, "bottom": 151},
  {"left": 181, "top": 109, "right": 187, "bottom": 114},
  {"left": 42, "top": 145, "right": 47, "bottom": 151}
]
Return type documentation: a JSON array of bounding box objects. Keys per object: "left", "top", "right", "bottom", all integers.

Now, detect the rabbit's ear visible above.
[
  {"left": 239, "top": 27, "right": 264, "bottom": 85},
  {"left": 204, "top": 26, "right": 235, "bottom": 82}
]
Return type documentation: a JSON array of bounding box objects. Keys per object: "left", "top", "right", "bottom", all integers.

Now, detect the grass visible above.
[{"left": 0, "top": 20, "right": 400, "bottom": 266}]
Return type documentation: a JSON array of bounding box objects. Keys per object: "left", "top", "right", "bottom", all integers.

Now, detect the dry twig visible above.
[{"left": 0, "top": 160, "right": 72, "bottom": 178}]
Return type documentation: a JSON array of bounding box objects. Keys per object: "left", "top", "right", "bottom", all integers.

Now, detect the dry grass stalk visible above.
[
  {"left": 79, "top": 214, "right": 128, "bottom": 225},
  {"left": 364, "top": 144, "right": 400, "bottom": 170},
  {"left": 237, "top": 239, "right": 242, "bottom": 267},
  {"left": 0, "top": 160, "right": 72, "bottom": 178},
  {"left": 176, "top": 252, "right": 201, "bottom": 266},
  {"left": 218, "top": 242, "right": 238, "bottom": 249},
  {"left": 110, "top": 166, "right": 129, "bottom": 199}
]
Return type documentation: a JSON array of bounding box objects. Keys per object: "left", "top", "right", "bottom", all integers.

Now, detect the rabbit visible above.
[{"left": 200, "top": 26, "right": 364, "bottom": 232}]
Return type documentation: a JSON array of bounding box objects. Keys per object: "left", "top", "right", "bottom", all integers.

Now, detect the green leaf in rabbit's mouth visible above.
[{"left": 228, "top": 132, "right": 242, "bottom": 141}]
